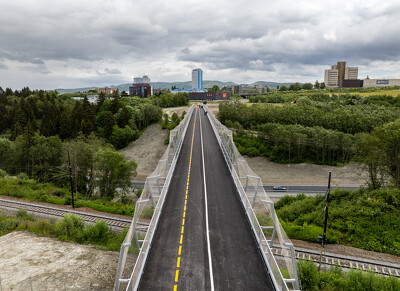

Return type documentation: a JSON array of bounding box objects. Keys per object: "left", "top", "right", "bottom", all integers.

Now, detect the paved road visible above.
[
  {"left": 132, "top": 183, "right": 360, "bottom": 196},
  {"left": 139, "top": 107, "right": 274, "bottom": 290}
]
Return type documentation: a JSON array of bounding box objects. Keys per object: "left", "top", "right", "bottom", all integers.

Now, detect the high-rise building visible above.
[
  {"left": 324, "top": 69, "right": 339, "bottom": 88},
  {"left": 337, "top": 61, "right": 346, "bottom": 84},
  {"left": 345, "top": 67, "right": 358, "bottom": 80},
  {"left": 324, "top": 62, "right": 359, "bottom": 88},
  {"left": 130, "top": 75, "right": 152, "bottom": 97},
  {"left": 134, "top": 75, "right": 150, "bottom": 84},
  {"left": 192, "top": 69, "right": 203, "bottom": 90}
]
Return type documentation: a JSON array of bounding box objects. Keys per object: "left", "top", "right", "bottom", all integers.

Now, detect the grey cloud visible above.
[
  {"left": 21, "top": 63, "right": 51, "bottom": 74},
  {"left": 0, "top": 63, "right": 8, "bottom": 70},
  {"left": 1, "top": 0, "right": 400, "bottom": 89},
  {"left": 103, "top": 68, "right": 122, "bottom": 75}
]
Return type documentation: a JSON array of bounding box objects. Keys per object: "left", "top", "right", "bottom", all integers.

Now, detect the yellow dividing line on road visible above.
[{"left": 174, "top": 107, "right": 197, "bottom": 290}]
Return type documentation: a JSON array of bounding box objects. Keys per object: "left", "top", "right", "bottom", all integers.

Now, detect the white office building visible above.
[
  {"left": 192, "top": 69, "right": 203, "bottom": 90},
  {"left": 345, "top": 67, "right": 358, "bottom": 80},
  {"left": 324, "top": 62, "right": 359, "bottom": 88},
  {"left": 324, "top": 69, "right": 339, "bottom": 88}
]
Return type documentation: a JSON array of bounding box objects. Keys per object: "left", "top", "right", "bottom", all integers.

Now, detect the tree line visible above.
[
  {"left": 0, "top": 86, "right": 189, "bottom": 199},
  {"left": 220, "top": 93, "right": 400, "bottom": 171}
]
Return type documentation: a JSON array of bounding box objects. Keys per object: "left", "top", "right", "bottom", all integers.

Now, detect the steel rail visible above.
[{"left": 272, "top": 247, "right": 400, "bottom": 278}]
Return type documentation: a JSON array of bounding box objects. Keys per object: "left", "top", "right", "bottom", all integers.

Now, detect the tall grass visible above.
[{"left": 0, "top": 211, "right": 135, "bottom": 252}]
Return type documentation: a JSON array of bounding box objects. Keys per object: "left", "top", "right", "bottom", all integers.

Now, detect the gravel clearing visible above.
[
  {"left": 0, "top": 231, "right": 136, "bottom": 290},
  {"left": 245, "top": 156, "right": 365, "bottom": 186},
  {"left": 120, "top": 123, "right": 168, "bottom": 181}
]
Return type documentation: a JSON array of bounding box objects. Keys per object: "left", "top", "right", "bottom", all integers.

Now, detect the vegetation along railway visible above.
[
  {"left": 3, "top": 197, "right": 398, "bottom": 280},
  {"left": 0, "top": 198, "right": 144, "bottom": 231}
]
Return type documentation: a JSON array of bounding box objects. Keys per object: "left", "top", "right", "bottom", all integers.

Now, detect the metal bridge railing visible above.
[
  {"left": 205, "top": 104, "right": 300, "bottom": 291},
  {"left": 114, "top": 105, "right": 195, "bottom": 291}
]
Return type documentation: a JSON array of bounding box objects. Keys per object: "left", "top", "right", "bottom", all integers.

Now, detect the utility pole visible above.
[
  {"left": 318, "top": 171, "right": 331, "bottom": 270},
  {"left": 67, "top": 144, "right": 75, "bottom": 209}
]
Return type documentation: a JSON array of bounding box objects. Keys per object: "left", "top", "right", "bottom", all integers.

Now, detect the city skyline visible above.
[{"left": 1, "top": 0, "right": 400, "bottom": 90}]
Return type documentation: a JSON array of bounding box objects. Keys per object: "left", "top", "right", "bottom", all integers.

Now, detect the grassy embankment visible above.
[
  {"left": 0, "top": 176, "right": 135, "bottom": 216},
  {"left": 275, "top": 188, "right": 400, "bottom": 256},
  {"left": 0, "top": 210, "right": 135, "bottom": 252}
]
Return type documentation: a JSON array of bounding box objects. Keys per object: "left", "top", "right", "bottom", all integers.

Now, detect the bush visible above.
[
  {"left": 0, "top": 169, "right": 7, "bottom": 178},
  {"left": 56, "top": 214, "right": 85, "bottom": 241},
  {"left": 84, "top": 221, "right": 110, "bottom": 244},
  {"left": 277, "top": 188, "right": 400, "bottom": 255},
  {"left": 16, "top": 210, "right": 34, "bottom": 221},
  {"left": 298, "top": 260, "right": 400, "bottom": 290}
]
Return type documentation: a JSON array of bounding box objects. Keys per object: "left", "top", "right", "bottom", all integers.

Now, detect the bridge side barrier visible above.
[
  {"left": 114, "top": 105, "right": 195, "bottom": 291},
  {"left": 204, "top": 104, "right": 300, "bottom": 291}
]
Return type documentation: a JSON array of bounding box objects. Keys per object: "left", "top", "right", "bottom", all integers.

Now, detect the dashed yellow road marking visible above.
[{"left": 174, "top": 108, "right": 198, "bottom": 289}]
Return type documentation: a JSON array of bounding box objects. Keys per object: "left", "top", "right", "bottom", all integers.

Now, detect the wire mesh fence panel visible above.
[{"left": 204, "top": 104, "right": 300, "bottom": 291}]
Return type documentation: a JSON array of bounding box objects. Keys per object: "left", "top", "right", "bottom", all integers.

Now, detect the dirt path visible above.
[{"left": 0, "top": 231, "right": 136, "bottom": 290}]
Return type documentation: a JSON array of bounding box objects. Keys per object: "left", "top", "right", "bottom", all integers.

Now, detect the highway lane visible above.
[
  {"left": 200, "top": 108, "right": 274, "bottom": 289},
  {"left": 140, "top": 108, "right": 211, "bottom": 290},
  {"left": 139, "top": 106, "right": 274, "bottom": 290},
  {"left": 132, "top": 182, "right": 360, "bottom": 195}
]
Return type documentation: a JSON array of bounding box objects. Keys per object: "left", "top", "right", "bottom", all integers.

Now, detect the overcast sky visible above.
[{"left": 1, "top": 0, "right": 400, "bottom": 90}]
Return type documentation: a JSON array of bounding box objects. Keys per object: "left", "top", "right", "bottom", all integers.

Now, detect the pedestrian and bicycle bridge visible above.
[{"left": 114, "top": 105, "right": 300, "bottom": 291}]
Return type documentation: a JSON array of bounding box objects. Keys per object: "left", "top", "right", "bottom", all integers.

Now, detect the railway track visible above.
[
  {"left": 272, "top": 246, "right": 400, "bottom": 278},
  {"left": 1, "top": 198, "right": 398, "bottom": 278},
  {"left": 0, "top": 198, "right": 148, "bottom": 231}
]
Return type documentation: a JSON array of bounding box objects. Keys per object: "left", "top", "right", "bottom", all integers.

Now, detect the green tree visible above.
[
  {"left": 279, "top": 85, "right": 288, "bottom": 91},
  {"left": 208, "top": 85, "right": 220, "bottom": 93},
  {"left": 355, "top": 133, "right": 383, "bottom": 189},
  {"left": 289, "top": 83, "right": 302, "bottom": 91},
  {"left": 103, "top": 111, "right": 116, "bottom": 140},
  {"left": 373, "top": 120, "right": 400, "bottom": 187},
  {"left": 95, "top": 148, "right": 137, "bottom": 199},
  {"left": 302, "top": 83, "right": 313, "bottom": 90},
  {"left": 314, "top": 80, "right": 320, "bottom": 89},
  {"left": 11, "top": 122, "right": 23, "bottom": 141}
]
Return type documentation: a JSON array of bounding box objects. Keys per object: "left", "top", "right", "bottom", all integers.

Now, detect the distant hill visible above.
[
  {"left": 55, "top": 80, "right": 296, "bottom": 93},
  {"left": 252, "top": 81, "right": 294, "bottom": 89}
]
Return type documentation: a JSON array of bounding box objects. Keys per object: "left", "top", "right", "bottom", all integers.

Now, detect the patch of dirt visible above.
[
  {"left": 120, "top": 123, "right": 169, "bottom": 181},
  {"left": 0, "top": 231, "right": 137, "bottom": 290},
  {"left": 292, "top": 239, "right": 400, "bottom": 265},
  {"left": 162, "top": 106, "right": 190, "bottom": 117},
  {"left": 244, "top": 156, "right": 365, "bottom": 186}
]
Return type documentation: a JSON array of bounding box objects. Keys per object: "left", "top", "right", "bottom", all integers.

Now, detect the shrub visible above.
[
  {"left": 84, "top": 221, "right": 110, "bottom": 244},
  {"left": 298, "top": 260, "right": 400, "bottom": 290},
  {"left": 16, "top": 210, "right": 34, "bottom": 221},
  {"left": 0, "top": 169, "right": 7, "bottom": 178},
  {"left": 56, "top": 214, "right": 85, "bottom": 241}
]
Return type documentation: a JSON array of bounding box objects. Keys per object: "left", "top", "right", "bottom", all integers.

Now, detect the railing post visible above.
[{"left": 114, "top": 242, "right": 132, "bottom": 291}]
